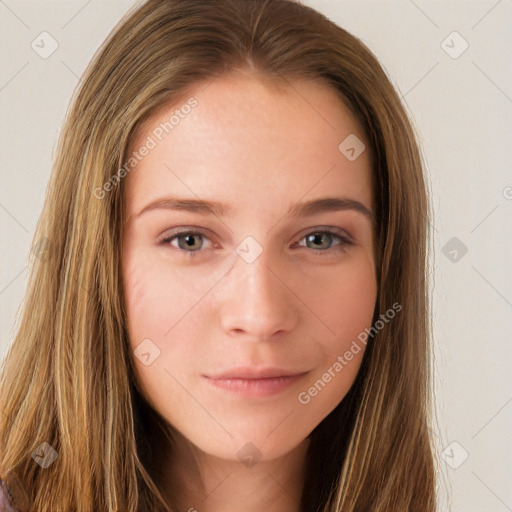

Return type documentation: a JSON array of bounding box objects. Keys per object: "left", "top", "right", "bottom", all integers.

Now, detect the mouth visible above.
[{"left": 203, "top": 367, "right": 309, "bottom": 397}]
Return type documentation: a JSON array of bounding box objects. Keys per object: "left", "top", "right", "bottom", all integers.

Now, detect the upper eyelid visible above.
[{"left": 298, "top": 226, "right": 351, "bottom": 239}]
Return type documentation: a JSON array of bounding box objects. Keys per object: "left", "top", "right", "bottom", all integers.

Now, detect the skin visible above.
[{"left": 122, "top": 70, "right": 377, "bottom": 512}]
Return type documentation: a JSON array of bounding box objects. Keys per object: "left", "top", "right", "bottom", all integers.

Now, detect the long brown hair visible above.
[{"left": 0, "top": 0, "right": 440, "bottom": 510}]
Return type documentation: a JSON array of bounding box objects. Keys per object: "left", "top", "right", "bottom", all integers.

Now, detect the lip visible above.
[
  {"left": 205, "top": 367, "right": 307, "bottom": 380},
  {"left": 203, "top": 367, "right": 308, "bottom": 397}
]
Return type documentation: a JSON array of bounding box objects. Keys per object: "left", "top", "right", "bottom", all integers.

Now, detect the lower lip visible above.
[{"left": 204, "top": 374, "right": 305, "bottom": 397}]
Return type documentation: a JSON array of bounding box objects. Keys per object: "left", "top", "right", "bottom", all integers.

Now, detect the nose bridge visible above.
[
  {"left": 239, "top": 247, "right": 278, "bottom": 303},
  {"left": 219, "top": 242, "right": 297, "bottom": 339}
]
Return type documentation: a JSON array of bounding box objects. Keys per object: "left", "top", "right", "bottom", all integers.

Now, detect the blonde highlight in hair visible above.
[{"left": 0, "top": 0, "right": 439, "bottom": 510}]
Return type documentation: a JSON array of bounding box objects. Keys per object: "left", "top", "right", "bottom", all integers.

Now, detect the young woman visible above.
[{"left": 0, "top": 0, "right": 439, "bottom": 510}]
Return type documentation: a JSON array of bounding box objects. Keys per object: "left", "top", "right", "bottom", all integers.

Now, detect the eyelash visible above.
[{"left": 159, "top": 227, "right": 353, "bottom": 259}]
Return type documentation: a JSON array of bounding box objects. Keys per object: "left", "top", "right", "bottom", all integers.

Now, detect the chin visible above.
[{"left": 186, "top": 425, "right": 310, "bottom": 464}]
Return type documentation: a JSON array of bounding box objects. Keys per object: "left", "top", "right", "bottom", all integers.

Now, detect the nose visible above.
[{"left": 218, "top": 248, "right": 299, "bottom": 342}]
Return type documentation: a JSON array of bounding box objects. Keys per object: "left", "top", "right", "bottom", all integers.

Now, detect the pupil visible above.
[
  {"left": 309, "top": 232, "right": 329, "bottom": 249},
  {"left": 184, "top": 234, "right": 199, "bottom": 249}
]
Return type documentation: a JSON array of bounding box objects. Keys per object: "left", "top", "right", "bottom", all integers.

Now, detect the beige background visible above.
[{"left": 1, "top": 1, "right": 511, "bottom": 510}]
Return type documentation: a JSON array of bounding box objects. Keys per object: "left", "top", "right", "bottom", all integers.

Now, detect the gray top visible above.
[{"left": 0, "top": 479, "right": 19, "bottom": 512}]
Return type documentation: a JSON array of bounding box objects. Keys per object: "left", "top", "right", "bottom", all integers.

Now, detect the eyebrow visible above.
[
  {"left": 288, "top": 197, "right": 374, "bottom": 222},
  {"left": 136, "top": 196, "right": 374, "bottom": 221}
]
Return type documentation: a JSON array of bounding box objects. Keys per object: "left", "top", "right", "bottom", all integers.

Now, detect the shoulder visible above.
[{"left": 0, "top": 479, "right": 18, "bottom": 512}]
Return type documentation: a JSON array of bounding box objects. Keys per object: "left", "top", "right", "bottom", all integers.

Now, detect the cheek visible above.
[
  {"left": 303, "top": 251, "right": 377, "bottom": 350},
  {"left": 296, "top": 253, "right": 377, "bottom": 405},
  {"left": 122, "top": 246, "right": 175, "bottom": 374},
  {"left": 123, "top": 249, "right": 203, "bottom": 341},
  {"left": 122, "top": 249, "right": 216, "bottom": 381},
  {"left": 124, "top": 258, "right": 169, "bottom": 341},
  {"left": 328, "top": 268, "right": 376, "bottom": 347},
  {"left": 122, "top": 252, "right": 200, "bottom": 409}
]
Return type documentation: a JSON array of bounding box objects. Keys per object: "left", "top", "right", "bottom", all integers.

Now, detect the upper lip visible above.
[{"left": 205, "top": 367, "right": 308, "bottom": 380}]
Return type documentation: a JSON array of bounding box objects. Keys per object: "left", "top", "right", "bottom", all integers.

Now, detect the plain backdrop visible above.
[{"left": 1, "top": 1, "right": 511, "bottom": 511}]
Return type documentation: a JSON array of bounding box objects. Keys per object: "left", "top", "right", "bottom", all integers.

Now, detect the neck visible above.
[{"left": 161, "top": 431, "right": 311, "bottom": 512}]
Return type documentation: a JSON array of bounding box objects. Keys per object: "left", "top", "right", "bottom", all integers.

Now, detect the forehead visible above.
[{"left": 123, "top": 72, "right": 372, "bottom": 218}]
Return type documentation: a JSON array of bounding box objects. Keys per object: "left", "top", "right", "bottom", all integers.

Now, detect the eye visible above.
[
  {"left": 160, "top": 229, "right": 213, "bottom": 259},
  {"left": 159, "top": 226, "right": 353, "bottom": 259},
  {"left": 292, "top": 227, "right": 353, "bottom": 255}
]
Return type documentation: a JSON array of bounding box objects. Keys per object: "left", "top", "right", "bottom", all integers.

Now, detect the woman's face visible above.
[{"left": 122, "top": 72, "right": 377, "bottom": 463}]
